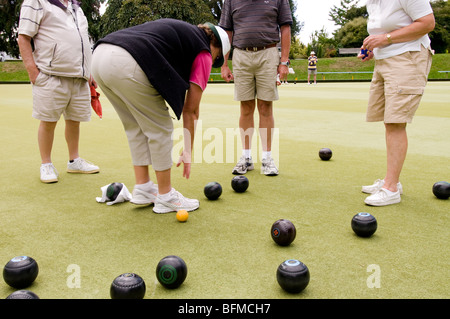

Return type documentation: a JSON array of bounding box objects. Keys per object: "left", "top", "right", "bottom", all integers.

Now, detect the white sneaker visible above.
[
  {"left": 261, "top": 157, "right": 279, "bottom": 176},
  {"left": 153, "top": 188, "right": 199, "bottom": 214},
  {"left": 364, "top": 188, "right": 401, "bottom": 206},
  {"left": 130, "top": 187, "right": 158, "bottom": 206},
  {"left": 67, "top": 157, "right": 99, "bottom": 174},
  {"left": 232, "top": 156, "right": 254, "bottom": 175},
  {"left": 362, "top": 179, "right": 403, "bottom": 194},
  {"left": 40, "top": 163, "right": 58, "bottom": 183}
]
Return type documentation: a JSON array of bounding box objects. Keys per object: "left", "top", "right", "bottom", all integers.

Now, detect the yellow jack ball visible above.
[{"left": 176, "top": 210, "right": 189, "bottom": 222}]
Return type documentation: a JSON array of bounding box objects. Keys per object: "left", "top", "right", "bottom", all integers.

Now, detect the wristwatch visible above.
[
  {"left": 386, "top": 34, "right": 392, "bottom": 44},
  {"left": 280, "top": 61, "right": 289, "bottom": 66}
]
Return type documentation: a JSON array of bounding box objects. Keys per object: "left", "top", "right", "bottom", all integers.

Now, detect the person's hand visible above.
[
  {"left": 357, "top": 47, "right": 374, "bottom": 62},
  {"left": 176, "top": 150, "right": 191, "bottom": 179},
  {"left": 278, "top": 64, "right": 289, "bottom": 82},
  {"left": 362, "top": 34, "right": 389, "bottom": 52},
  {"left": 276, "top": 74, "right": 281, "bottom": 86},
  {"left": 89, "top": 76, "right": 97, "bottom": 88},
  {"left": 221, "top": 65, "right": 234, "bottom": 82},
  {"left": 29, "top": 67, "right": 40, "bottom": 84}
]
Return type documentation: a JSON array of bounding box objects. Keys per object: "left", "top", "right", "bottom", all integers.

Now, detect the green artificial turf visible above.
[{"left": 0, "top": 83, "right": 448, "bottom": 300}]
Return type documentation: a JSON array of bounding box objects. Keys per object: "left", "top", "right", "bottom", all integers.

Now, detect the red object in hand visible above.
[{"left": 90, "top": 84, "right": 102, "bottom": 119}]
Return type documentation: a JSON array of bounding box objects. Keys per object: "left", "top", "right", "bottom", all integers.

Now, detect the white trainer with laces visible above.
[
  {"left": 364, "top": 188, "right": 401, "bottom": 206},
  {"left": 232, "top": 156, "right": 254, "bottom": 175},
  {"left": 67, "top": 157, "right": 99, "bottom": 174},
  {"left": 362, "top": 179, "right": 403, "bottom": 195},
  {"left": 130, "top": 187, "right": 158, "bottom": 206},
  {"left": 153, "top": 188, "right": 199, "bottom": 214},
  {"left": 261, "top": 157, "right": 279, "bottom": 176},
  {"left": 40, "top": 163, "right": 58, "bottom": 183}
]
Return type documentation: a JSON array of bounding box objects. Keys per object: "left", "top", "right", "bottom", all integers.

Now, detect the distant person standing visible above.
[
  {"left": 219, "top": 0, "right": 293, "bottom": 176},
  {"left": 307, "top": 51, "right": 318, "bottom": 85},
  {"left": 17, "top": 0, "right": 100, "bottom": 183},
  {"left": 358, "top": 0, "right": 435, "bottom": 206}
]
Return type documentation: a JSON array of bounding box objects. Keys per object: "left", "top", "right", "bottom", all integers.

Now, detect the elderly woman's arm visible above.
[{"left": 176, "top": 83, "right": 203, "bottom": 179}]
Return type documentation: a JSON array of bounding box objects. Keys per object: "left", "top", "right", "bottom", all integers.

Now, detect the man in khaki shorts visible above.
[
  {"left": 17, "top": 0, "right": 99, "bottom": 183},
  {"left": 219, "top": 0, "right": 292, "bottom": 176},
  {"left": 358, "top": 0, "right": 435, "bottom": 206}
]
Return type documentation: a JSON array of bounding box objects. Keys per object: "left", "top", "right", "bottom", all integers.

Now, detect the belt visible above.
[{"left": 237, "top": 43, "right": 277, "bottom": 52}]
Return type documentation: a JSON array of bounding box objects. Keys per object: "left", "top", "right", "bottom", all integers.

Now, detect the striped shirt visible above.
[
  {"left": 308, "top": 56, "right": 318, "bottom": 70},
  {"left": 219, "top": 0, "right": 293, "bottom": 48},
  {"left": 18, "top": 0, "right": 92, "bottom": 80}
]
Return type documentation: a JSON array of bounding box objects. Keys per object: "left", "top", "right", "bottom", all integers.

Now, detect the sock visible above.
[
  {"left": 159, "top": 188, "right": 175, "bottom": 200},
  {"left": 242, "top": 149, "right": 251, "bottom": 159},
  {"left": 382, "top": 188, "right": 397, "bottom": 195},
  {"left": 69, "top": 157, "right": 79, "bottom": 163},
  {"left": 262, "top": 151, "right": 271, "bottom": 160},
  {"left": 135, "top": 180, "right": 156, "bottom": 192},
  {"left": 41, "top": 162, "right": 53, "bottom": 167}
]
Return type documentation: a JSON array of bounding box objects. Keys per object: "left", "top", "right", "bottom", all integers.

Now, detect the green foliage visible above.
[
  {"left": 99, "top": 0, "right": 215, "bottom": 38},
  {"left": 287, "top": 0, "right": 302, "bottom": 39},
  {"left": 208, "top": 53, "right": 450, "bottom": 82},
  {"left": 306, "top": 28, "right": 338, "bottom": 58},
  {"left": 79, "top": 0, "right": 105, "bottom": 42},
  {"left": 329, "top": 0, "right": 361, "bottom": 27},
  {"left": 99, "top": 0, "right": 301, "bottom": 42},
  {"left": 334, "top": 16, "right": 368, "bottom": 49},
  {"left": 203, "top": 0, "right": 223, "bottom": 22},
  {"left": 289, "top": 37, "right": 306, "bottom": 59},
  {"left": 430, "top": 0, "right": 450, "bottom": 53},
  {"left": 0, "top": 0, "right": 23, "bottom": 57},
  {"left": 5, "top": 53, "right": 450, "bottom": 83}
]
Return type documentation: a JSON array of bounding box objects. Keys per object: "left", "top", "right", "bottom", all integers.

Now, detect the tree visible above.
[
  {"left": 329, "top": 0, "right": 361, "bottom": 27},
  {"left": 0, "top": 0, "right": 24, "bottom": 57},
  {"left": 79, "top": 0, "right": 105, "bottom": 43},
  {"left": 287, "top": 0, "right": 302, "bottom": 40},
  {"left": 328, "top": 0, "right": 368, "bottom": 49},
  {"left": 203, "top": 0, "right": 223, "bottom": 22},
  {"left": 100, "top": 0, "right": 215, "bottom": 37},
  {"left": 308, "top": 27, "right": 338, "bottom": 58},
  {"left": 430, "top": 0, "right": 450, "bottom": 53},
  {"left": 289, "top": 36, "right": 305, "bottom": 59},
  {"left": 334, "top": 16, "right": 368, "bottom": 48}
]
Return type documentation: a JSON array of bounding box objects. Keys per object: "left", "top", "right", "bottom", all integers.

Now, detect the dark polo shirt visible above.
[{"left": 219, "top": 0, "right": 293, "bottom": 48}]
